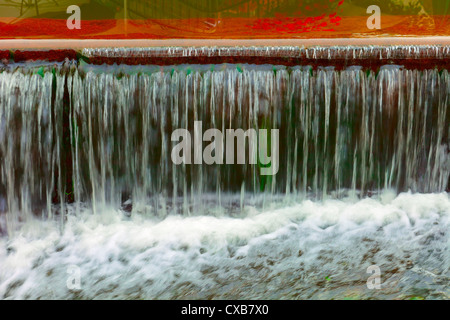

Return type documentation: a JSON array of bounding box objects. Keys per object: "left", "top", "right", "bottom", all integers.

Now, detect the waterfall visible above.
[
  {"left": 0, "top": 64, "right": 67, "bottom": 232},
  {"left": 0, "top": 61, "right": 449, "bottom": 233},
  {"left": 0, "top": 47, "right": 449, "bottom": 300}
]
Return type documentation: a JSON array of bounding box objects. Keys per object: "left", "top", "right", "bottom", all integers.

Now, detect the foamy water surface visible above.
[{"left": 0, "top": 191, "right": 448, "bottom": 300}]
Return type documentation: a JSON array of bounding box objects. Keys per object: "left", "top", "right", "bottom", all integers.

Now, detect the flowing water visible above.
[{"left": 0, "top": 52, "right": 449, "bottom": 299}]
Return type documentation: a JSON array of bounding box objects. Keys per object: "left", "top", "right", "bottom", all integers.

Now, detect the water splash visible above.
[
  {"left": 0, "top": 192, "right": 449, "bottom": 299},
  {"left": 0, "top": 62, "right": 449, "bottom": 235}
]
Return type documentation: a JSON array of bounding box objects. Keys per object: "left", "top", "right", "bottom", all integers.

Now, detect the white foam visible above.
[{"left": 0, "top": 192, "right": 449, "bottom": 299}]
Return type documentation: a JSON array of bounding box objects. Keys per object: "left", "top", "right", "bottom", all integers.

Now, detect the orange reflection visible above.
[{"left": 0, "top": 0, "right": 448, "bottom": 39}]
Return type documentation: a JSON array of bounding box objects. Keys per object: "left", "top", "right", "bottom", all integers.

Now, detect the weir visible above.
[{"left": 0, "top": 46, "right": 449, "bottom": 235}]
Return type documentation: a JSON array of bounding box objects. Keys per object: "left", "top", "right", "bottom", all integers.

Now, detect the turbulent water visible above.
[
  {"left": 1, "top": 62, "right": 448, "bottom": 224},
  {"left": 0, "top": 192, "right": 449, "bottom": 299},
  {"left": 0, "top": 59, "right": 449, "bottom": 299}
]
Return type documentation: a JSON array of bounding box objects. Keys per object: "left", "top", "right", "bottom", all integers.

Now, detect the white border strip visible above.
[{"left": 0, "top": 37, "right": 450, "bottom": 49}]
